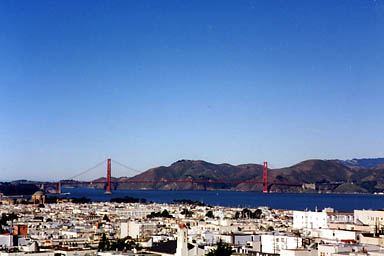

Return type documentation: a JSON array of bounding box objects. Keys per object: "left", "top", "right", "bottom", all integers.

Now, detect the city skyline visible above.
[{"left": 1, "top": 0, "right": 384, "bottom": 181}]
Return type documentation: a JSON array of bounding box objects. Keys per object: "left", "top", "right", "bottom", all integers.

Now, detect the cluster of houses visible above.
[{"left": 1, "top": 193, "right": 384, "bottom": 256}]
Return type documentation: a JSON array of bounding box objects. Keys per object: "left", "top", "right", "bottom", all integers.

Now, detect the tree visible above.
[
  {"left": 0, "top": 214, "right": 8, "bottom": 226},
  {"left": 0, "top": 213, "right": 18, "bottom": 233},
  {"left": 181, "top": 208, "right": 193, "bottom": 217},
  {"left": 147, "top": 210, "right": 174, "bottom": 219},
  {"left": 110, "top": 238, "right": 137, "bottom": 251},
  {"left": 98, "top": 233, "right": 111, "bottom": 251},
  {"left": 103, "top": 214, "right": 110, "bottom": 222},
  {"left": 71, "top": 197, "right": 92, "bottom": 204},
  {"left": 206, "top": 210, "right": 214, "bottom": 218},
  {"left": 110, "top": 196, "right": 140, "bottom": 203},
  {"left": 254, "top": 209, "right": 262, "bottom": 219},
  {"left": 206, "top": 240, "right": 233, "bottom": 256},
  {"left": 234, "top": 208, "right": 262, "bottom": 219},
  {"left": 7, "top": 213, "right": 18, "bottom": 221},
  {"left": 161, "top": 209, "right": 171, "bottom": 218}
]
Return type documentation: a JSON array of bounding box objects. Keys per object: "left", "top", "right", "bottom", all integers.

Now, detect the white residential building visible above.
[
  {"left": 281, "top": 248, "right": 317, "bottom": 256},
  {"left": 0, "top": 235, "right": 15, "bottom": 248},
  {"left": 293, "top": 210, "right": 328, "bottom": 230},
  {"left": 120, "top": 221, "right": 157, "bottom": 239},
  {"left": 120, "top": 222, "right": 129, "bottom": 238},
  {"left": 354, "top": 210, "right": 384, "bottom": 226},
  {"left": 310, "top": 229, "right": 357, "bottom": 243},
  {"left": 250, "top": 233, "right": 302, "bottom": 254},
  {"left": 128, "top": 221, "right": 157, "bottom": 239},
  {"left": 318, "top": 244, "right": 381, "bottom": 256}
]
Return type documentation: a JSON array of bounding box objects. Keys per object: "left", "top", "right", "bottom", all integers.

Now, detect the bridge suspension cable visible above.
[
  {"left": 111, "top": 159, "right": 142, "bottom": 175},
  {"left": 66, "top": 159, "right": 108, "bottom": 180}
]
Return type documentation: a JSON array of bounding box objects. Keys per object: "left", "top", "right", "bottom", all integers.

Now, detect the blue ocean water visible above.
[{"left": 59, "top": 187, "right": 384, "bottom": 212}]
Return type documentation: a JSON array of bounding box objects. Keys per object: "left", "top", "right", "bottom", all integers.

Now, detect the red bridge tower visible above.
[
  {"left": 263, "top": 161, "right": 268, "bottom": 193},
  {"left": 105, "top": 158, "right": 112, "bottom": 194}
]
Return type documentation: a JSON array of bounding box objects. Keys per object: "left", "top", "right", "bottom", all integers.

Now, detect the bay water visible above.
[{"left": 59, "top": 188, "right": 384, "bottom": 212}]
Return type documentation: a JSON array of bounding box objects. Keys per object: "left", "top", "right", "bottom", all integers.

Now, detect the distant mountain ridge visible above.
[
  {"left": 88, "top": 158, "right": 384, "bottom": 194},
  {"left": 338, "top": 158, "right": 384, "bottom": 168}
]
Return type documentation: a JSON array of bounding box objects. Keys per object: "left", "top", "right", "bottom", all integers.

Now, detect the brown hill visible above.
[
  {"left": 117, "top": 160, "right": 263, "bottom": 190},
  {"left": 271, "top": 159, "right": 354, "bottom": 183}
]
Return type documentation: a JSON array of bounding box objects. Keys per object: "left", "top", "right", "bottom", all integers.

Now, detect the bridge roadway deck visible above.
[{"left": 42, "top": 180, "right": 303, "bottom": 186}]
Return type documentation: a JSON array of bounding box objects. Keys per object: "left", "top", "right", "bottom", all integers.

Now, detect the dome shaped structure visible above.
[{"left": 31, "top": 191, "right": 45, "bottom": 204}]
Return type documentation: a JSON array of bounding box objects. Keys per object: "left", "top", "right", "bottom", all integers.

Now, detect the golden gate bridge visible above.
[{"left": 36, "top": 159, "right": 303, "bottom": 194}]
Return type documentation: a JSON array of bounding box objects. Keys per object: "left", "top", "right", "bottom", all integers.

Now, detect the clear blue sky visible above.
[{"left": 1, "top": 0, "right": 383, "bottom": 181}]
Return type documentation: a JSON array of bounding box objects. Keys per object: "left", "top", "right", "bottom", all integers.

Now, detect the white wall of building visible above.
[
  {"left": 234, "top": 235, "right": 255, "bottom": 246},
  {"left": 354, "top": 210, "right": 384, "bottom": 226},
  {"left": 176, "top": 225, "right": 188, "bottom": 256},
  {"left": 293, "top": 211, "right": 328, "bottom": 230},
  {"left": 327, "top": 213, "right": 354, "bottom": 224},
  {"left": 0, "top": 235, "right": 13, "bottom": 248},
  {"left": 128, "top": 221, "right": 156, "bottom": 239},
  {"left": 281, "top": 249, "right": 317, "bottom": 256},
  {"left": 318, "top": 244, "right": 360, "bottom": 256},
  {"left": 120, "top": 222, "right": 129, "bottom": 239},
  {"left": 310, "top": 229, "right": 356, "bottom": 243},
  {"left": 260, "top": 234, "right": 302, "bottom": 254}
]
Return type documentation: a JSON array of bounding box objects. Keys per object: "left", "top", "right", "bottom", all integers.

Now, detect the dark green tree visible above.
[
  {"left": 241, "top": 208, "right": 251, "bottom": 218},
  {"left": 71, "top": 197, "right": 92, "bottom": 204},
  {"left": 0, "top": 213, "right": 18, "bottom": 233},
  {"left": 206, "top": 210, "right": 214, "bottom": 218},
  {"left": 206, "top": 240, "right": 233, "bottom": 256},
  {"left": 7, "top": 213, "right": 18, "bottom": 221},
  {"left": 110, "top": 196, "right": 140, "bottom": 203},
  {"left": 98, "top": 233, "right": 111, "bottom": 251},
  {"left": 181, "top": 208, "right": 193, "bottom": 217},
  {"left": 147, "top": 210, "right": 174, "bottom": 219},
  {"left": 103, "top": 214, "right": 110, "bottom": 222},
  {"left": 0, "top": 214, "right": 8, "bottom": 226},
  {"left": 161, "top": 209, "right": 170, "bottom": 217},
  {"left": 234, "top": 208, "right": 262, "bottom": 219},
  {"left": 110, "top": 238, "right": 137, "bottom": 251},
  {"left": 254, "top": 209, "right": 262, "bottom": 219}
]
